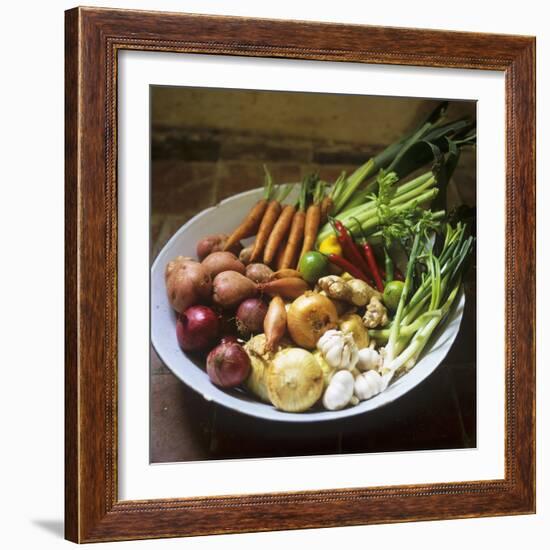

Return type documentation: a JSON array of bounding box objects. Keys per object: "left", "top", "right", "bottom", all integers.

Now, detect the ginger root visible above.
[
  {"left": 317, "top": 275, "right": 380, "bottom": 307},
  {"left": 362, "top": 296, "right": 389, "bottom": 328},
  {"left": 339, "top": 313, "right": 370, "bottom": 349},
  {"left": 316, "top": 275, "right": 351, "bottom": 301}
]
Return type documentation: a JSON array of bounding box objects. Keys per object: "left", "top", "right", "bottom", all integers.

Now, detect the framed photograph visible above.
[{"left": 65, "top": 7, "right": 535, "bottom": 543}]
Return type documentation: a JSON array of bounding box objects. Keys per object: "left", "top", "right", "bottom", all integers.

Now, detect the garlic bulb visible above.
[
  {"left": 316, "top": 329, "right": 358, "bottom": 371},
  {"left": 356, "top": 346, "right": 382, "bottom": 372},
  {"left": 354, "top": 370, "right": 387, "bottom": 401},
  {"left": 322, "top": 370, "right": 355, "bottom": 411}
]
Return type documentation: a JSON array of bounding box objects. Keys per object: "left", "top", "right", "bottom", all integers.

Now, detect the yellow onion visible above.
[
  {"left": 287, "top": 291, "right": 338, "bottom": 349},
  {"left": 244, "top": 334, "right": 272, "bottom": 403},
  {"left": 267, "top": 348, "right": 324, "bottom": 412}
]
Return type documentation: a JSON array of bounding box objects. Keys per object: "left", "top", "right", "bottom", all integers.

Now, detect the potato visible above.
[
  {"left": 165, "top": 260, "right": 212, "bottom": 313},
  {"left": 165, "top": 256, "right": 195, "bottom": 281},
  {"left": 201, "top": 251, "right": 245, "bottom": 278},
  {"left": 212, "top": 271, "right": 257, "bottom": 309},
  {"left": 196, "top": 233, "right": 242, "bottom": 261}
]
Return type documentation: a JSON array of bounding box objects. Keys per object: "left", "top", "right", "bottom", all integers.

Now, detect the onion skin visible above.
[
  {"left": 236, "top": 298, "right": 268, "bottom": 336},
  {"left": 176, "top": 306, "right": 220, "bottom": 352},
  {"left": 264, "top": 296, "right": 287, "bottom": 352},
  {"left": 220, "top": 335, "right": 239, "bottom": 345},
  {"left": 206, "top": 342, "right": 251, "bottom": 388},
  {"left": 258, "top": 277, "right": 309, "bottom": 300},
  {"left": 212, "top": 271, "right": 257, "bottom": 309},
  {"left": 201, "top": 251, "right": 245, "bottom": 278},
  {"left": 245, "top": 263, "right": 273, "bottom": 283},
  {"left": 287, "top": 291, "right": 338, "bottom": 349},
  {"left": 267, "top": 348, "right": 324, "bottom": 412}
]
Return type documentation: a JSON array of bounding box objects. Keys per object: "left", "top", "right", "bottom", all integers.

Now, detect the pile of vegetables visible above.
[{"left": 163, "top": 101, "right": 476, "bottom": 413}]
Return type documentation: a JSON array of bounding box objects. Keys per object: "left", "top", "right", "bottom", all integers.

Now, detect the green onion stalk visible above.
[{"left": 370, "top": 223, "right": 472, "bottom": 383}]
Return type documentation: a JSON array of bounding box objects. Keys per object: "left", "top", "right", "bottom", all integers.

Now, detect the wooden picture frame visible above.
[{"left": 65, "top": 6, "right": 536, "bottom": 543}]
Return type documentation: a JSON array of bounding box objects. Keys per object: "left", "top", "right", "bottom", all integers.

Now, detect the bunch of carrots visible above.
[{"left": 224, "top": 167, "right": 332, "bottom": 271}]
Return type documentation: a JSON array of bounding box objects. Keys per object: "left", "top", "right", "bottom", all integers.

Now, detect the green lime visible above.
[
  {"left": 383, "top": 280, "right": 405, "bottom": 311},
  {"left": 298, "top": 251, "right": 329, "bottom": 284}
]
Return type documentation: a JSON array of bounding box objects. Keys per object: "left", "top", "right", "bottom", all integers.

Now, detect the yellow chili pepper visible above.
[{"left": 318, "top": 234, "right": 343, "bottom": 256}]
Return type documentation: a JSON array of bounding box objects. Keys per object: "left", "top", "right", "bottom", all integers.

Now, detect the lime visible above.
[
  {"left": 383, "top": 280, "right": 405, "bottom": 311},
  {"left": 298, "top": 251, "right": 329, "bottom": 284}
]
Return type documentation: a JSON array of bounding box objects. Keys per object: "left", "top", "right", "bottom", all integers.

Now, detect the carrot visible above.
[
  {"left": 223, "top": 199, "right": 267, "bottom": 251},
  {"left": 280, "top": 178, "right": 308, "bottom": 269},
  {"left": 274, "top": 241, "right": 286, "bottom": 270},
  {"left": 263, "top": 203, "right": 296, "bottom": 265},
  {"left": 249, "top": 199, "right": 281, "bottom": 262},
  {"left": 299, "top": 178, "right": 324, "bottom": 263},
  {"left": 280, "top": 210, "right": 305, "bottom": 269},
  {"left": 249, "top": 182, "right": 293, "bottom": 263},
  {"left": 223, "top": 165, "right": 273, "bottom": 251}
]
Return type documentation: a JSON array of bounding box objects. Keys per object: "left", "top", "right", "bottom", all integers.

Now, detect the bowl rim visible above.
[{"left": 151, "top": 187, "right": 465, "bottom": 423}]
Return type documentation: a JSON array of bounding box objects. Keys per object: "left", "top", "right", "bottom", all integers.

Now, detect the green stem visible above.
[
  {"left": 263, "top": 164, "right": 274, "bottom": 199},
  {"left": 369, "top": 310, "right": 442, "bottom": 343},
  {"left": 385, "top": 233, "right": 422, "bottom": 361},
  {"left": 316, "top": 176, "right": 438, "bottom": 243},
  {"left": 333, "top": 158, "right": 376, "bottom": 213}
]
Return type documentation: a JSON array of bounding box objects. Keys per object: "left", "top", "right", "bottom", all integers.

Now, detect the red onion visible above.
[
  {"left": 206, "top": 341, "right": 251, "bottom": 388},
  {"left": 236, "top": 298, "right": 268, "bottom": 337},
  {"left": 176, "top": 305, "right": 219, "bottom": 352},
  {"left": 220, "top": 335, "right": 239, "bottom": 345}
]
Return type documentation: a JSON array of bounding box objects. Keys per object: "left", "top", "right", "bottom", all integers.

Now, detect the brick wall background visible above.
[
  {"left": 150, "top": 87, "right": 476, "bottom": 463},
  {"left": 151, "top": 87, "right": 476, "bottom": 259}
]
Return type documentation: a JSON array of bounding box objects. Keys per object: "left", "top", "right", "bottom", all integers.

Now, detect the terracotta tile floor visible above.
[{"left": 150, "top": 142, "right": 476, "bottom": 463}]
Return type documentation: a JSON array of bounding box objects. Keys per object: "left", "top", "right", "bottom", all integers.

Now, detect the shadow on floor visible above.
[{"left": 31, "top": 519, "right": 64, "bottom": 539}]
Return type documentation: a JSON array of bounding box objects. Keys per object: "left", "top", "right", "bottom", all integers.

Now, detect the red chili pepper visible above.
[
  {"left": 327, "top": 254, "right": 371, "bottom": 283},
  {"left": 349, "top": 217, "right": 384, "bottom": 292},
  {"left": 362, "top": 241, "right": 385, "bottom": 292},
  {"left": 331, "top": 218, "right": 372, "bottom": 277}
]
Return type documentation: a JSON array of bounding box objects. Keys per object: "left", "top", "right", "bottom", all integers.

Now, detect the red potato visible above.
[
  {"left": 196, "top": 233, "right": 242, "bottom": 261},
  {"left": 212, "top": 271, "right": 257, "bottom": 309},
  {"left": 201, "top": 251, "right": 245, "bottom": 278},
  {"left": 165, "top": 258, "right": 212, "bottom": 314},
  {"left": 165, "top": 256, "right": 195, "bottom": 280}
]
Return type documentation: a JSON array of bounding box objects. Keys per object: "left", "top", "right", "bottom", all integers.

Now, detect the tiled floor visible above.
[{"left": 150, "top": 130, "right": 476, "bottom": 463}]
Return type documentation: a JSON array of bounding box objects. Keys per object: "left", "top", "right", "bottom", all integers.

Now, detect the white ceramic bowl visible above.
[{"left": 151, "top": 188, "right": 465, "bottom": 422}]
